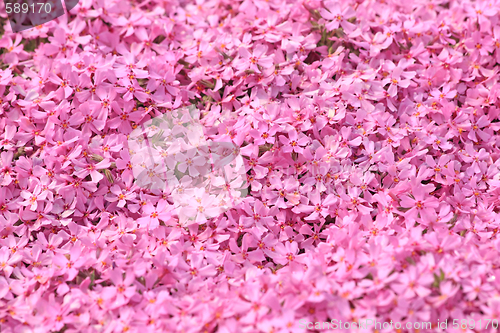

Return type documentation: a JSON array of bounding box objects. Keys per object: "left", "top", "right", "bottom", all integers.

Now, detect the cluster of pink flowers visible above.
[{"left": 1, "top": 0, "right": 500, "bottom": 332}]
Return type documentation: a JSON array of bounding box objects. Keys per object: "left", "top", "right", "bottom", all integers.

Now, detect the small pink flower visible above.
[
  {"left": 105, "top": 184, "right": 137, "bottom": 208},
  {"left": 400, "top": 183, "right": 440, "bottom": 220},
  {"left": 137, "top": 199, "right": 172, "bottom": 229},
  {"left": 52, "top": 245, "right": 88, "bottom": 281},
  {"left": 279, "top": 129, "right": 309, "bottom": 154},
  {"left": 101, "top": 269, "right": 137, "bottom": 309},
  {"left": 236, "top": 44, "right": 274, "bottom": 72},
  {"left": 20, "top": 185, "right": 48, "bottom": 211},
  {"left": 73, "top": 157, "right": 111, "bottom": 183},
  {"left": 320, "top": 2, "right": 356, "bottom": 32}
]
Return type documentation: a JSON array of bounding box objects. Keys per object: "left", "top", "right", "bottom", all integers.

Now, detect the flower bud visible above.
[{"left": 91, "top": 154, "right": 104, "bottom": 162}]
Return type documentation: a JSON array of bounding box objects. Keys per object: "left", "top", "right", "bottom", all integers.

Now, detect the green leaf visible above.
[{"left": 432, "top": 268, "right": 446, "bottom": 288}]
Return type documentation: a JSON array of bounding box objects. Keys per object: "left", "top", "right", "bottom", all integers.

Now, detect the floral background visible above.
[{"left": 1, "top": 0, "right": 500, "bottom": 332}]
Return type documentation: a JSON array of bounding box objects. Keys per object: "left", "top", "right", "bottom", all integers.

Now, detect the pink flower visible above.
[
  {"left": 20, "top": 185, "right": 49, "bottom": 211},
  {"left": 229, "top": 233, "right": 266, "bottom": 264},
  {"left": 52, "top": 245, "right": 88, "bottom": 281},
  {"left": 462, "top": 276, "right": 494, "bottom": 301},
  {"left": 266, "top": 241, "right": 306, "bottom": 267},
  {"left": 236, "top": 44, "right": 274, "bottom": 73},
  {"left": 69, "top": 101, "right": 107, "bottom": 135},
  {"left": 2, "top": 0, "right": 500, "bottom": 330},
  {"left": 137, "top": 199, "right": 172, "bottom": 229},
  {"left": 429, "top": 280, "right": 459, "bottom": 307},
  {"left": 177, "top": 252, "right": 217, "bottom": 282},
  {"left": 338, "top": 185, "right": 372, "bottom": 215},
  {"left": 0, "top": 246, "right": 23, "bottom": 277},
  {"left": 424, "top": 154, "right": 451, "bottom": 183},
  {"left": 391, "top": 266, "right": 434, "bottom": 298},
  {"left": 48, "top": 64, "right": 79, "bottom": 99},
  {"left": 101, "top": 269, "right": 137, "bottom": 309},
  {"left": 73, "top": 157, "right": 111, "bottom": 183},
  {"left": 0, "top": 34, "right": 24, "bottom": 64},
  {"left": 465, "top": 31, "right": 494, "bottom": 56},
  {"left": 279, "top": 129, "right": 309, "bottom": 154},
  {"left": 320, "top": 2, "right": 356, "bottom": 32},
  {"left": 35, "top": 232, "right": 64, "bottom": 253},
  {"left": 175, "top": 149, "right": 207, "bottom": 177},
  {"left": 249, "top": 122, "right": 279, "bottom": 145},
  {"left": 399, "top": 183, "right": 439, "bottom": 220},
  {"left": 430, "top": 84, "right": 457, "bottom": 102},
  {"left": 240, "top": 199, "right": 275, "bottom": 229},
  {"left": 293, "top": 190, "right": 337, "bottom": 220},
  {"left": 264, "top": 176, "right": 299, "bottom": 209},
  {"left": 0, "top": 151, "right": 14, "bottom": 186},
  {"left": 105, "top": 184, "right": 137, "bottom": 208}
]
